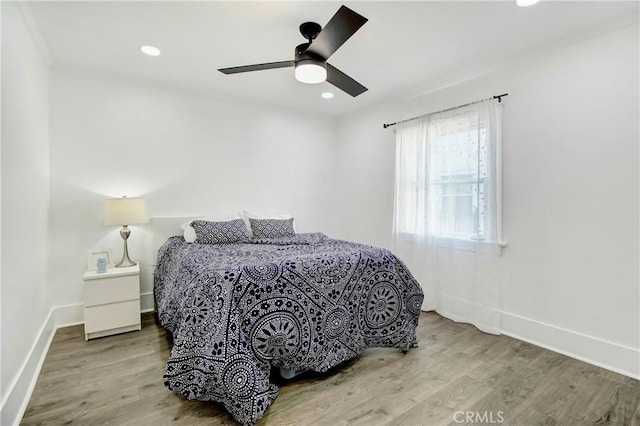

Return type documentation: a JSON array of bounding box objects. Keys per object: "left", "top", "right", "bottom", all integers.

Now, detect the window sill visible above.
[{"left": 395, "top": 232, "right": 507, "bottom": 255}]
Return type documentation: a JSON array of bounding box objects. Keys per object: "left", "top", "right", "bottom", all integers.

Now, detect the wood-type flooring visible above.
[{"left": 21, "top": 312, "right": 640, "bottom": 425}]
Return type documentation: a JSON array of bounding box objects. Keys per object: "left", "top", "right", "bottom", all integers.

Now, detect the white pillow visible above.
[
  {"left": 241, "top": 210, "right": 295, "bottom": 236},
  {"left": 181, "top": 216, "right": 240, "bottom": 242}
]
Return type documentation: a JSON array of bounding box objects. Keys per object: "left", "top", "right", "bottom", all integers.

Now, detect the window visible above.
[{"left": 393, "top": 99, "right": 502, "bottom": 243}]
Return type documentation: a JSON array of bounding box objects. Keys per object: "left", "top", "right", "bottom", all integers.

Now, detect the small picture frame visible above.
[{"left": 87, "top": 248, "right": 113, "bottom": 272}]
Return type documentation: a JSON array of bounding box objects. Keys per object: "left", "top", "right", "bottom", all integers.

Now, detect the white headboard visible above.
[{"left": 136, "top": 217, "right": 189, "bottom": 311}]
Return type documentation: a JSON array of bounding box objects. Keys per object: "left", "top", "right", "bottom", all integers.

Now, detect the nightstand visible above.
[{"left": 82, "top": 264, "right": 141, "bottom": 340}]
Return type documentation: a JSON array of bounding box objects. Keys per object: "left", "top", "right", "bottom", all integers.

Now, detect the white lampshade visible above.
[
  {"left": 295, "top": 60, "right": 327, "bottom": 84},
  {"left": 104, "top": 197, "right": 149, "bottom": 226}
]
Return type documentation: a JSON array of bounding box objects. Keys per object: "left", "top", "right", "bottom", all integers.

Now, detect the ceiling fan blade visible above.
[
  {"left": 306, "top": 5, "right": 368, "bottom": 60},
  {"left": 326, "top": 63, "right": 367, "bottom": 97},
  {"left": 218, "top": 61, "right": 294, "bottom": 74}
]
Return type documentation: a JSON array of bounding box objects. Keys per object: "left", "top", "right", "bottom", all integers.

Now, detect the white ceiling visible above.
[{"left": 29, "top": 1, "right": 638, "bottom": 116}]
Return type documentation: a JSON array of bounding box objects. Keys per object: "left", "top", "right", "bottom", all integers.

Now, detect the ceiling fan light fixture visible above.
[{"left": 295, "top": 59, "right": 327, "bottom": 84}]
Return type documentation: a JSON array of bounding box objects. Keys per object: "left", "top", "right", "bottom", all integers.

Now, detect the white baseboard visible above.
[
  {"left": 53, "top": 302, "right": 84, "bottom": 327},
  {"left": 0, "top": 298, "right": 156, "bottom": 425},
  {"left": 501, "top": 311, "right": 640, "bottom": 380},
  {"left": 0, "top": 308, "right": 56, "bottom": 426},
  {"left": 432, "top": 293, "right": 501, "bottom": 335},
  {"left": 140, "top": 291, "right": 155, "bottom": 312}
]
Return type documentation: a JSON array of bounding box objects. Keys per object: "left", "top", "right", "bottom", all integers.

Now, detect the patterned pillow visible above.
[
  {"left": 191, "top": 219, "right": 249, "bottom": 244},
  {"left": 249, "top": 218, "right": 296, "bottom": 239}
]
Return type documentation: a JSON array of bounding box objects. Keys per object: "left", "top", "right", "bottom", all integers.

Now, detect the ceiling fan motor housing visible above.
[
  {"left": 294, "top": 43, "right": 327, "bottom": 84},
  {"left": 295, "top": 43, "right": 326, "bottom": 64}
]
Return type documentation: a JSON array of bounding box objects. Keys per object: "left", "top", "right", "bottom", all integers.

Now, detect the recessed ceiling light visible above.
[
  {"left": 321, "top": 92, "right": 334, "bottom": 99},
  {"left": 516, "top": 0, "right": 540, "bottom": 6},
  {"left": 140, "top": 45, "right": 161, "bottom": 56}
]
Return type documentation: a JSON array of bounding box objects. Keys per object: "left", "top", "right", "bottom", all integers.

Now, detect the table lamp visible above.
[{"left": 104, "top": 196, "right": 148, "bottom": 267}]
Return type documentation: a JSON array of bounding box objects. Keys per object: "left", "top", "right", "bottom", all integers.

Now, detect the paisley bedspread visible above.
[{"left": 154, "top": 234, "right": 423, "bottom": 425}]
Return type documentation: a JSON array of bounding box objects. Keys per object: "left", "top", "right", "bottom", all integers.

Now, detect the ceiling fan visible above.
[{"left": 218, "top": 5, "right": 368, "bottom": 97}]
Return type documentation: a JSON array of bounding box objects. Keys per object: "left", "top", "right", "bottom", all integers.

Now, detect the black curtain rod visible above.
[{"left": 382, "top": 93, "right": 509, "bottom": 129}]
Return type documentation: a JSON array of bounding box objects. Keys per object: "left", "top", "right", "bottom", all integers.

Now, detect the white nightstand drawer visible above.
[
  {"left": 84, "top": 300, "right": 140, "bottom": 334},
  {"left": 84, "top": 274, "right": 139, "bottom": 307},
  {"left": 83, "top": 264, "right": 141, "bottom": 340}
]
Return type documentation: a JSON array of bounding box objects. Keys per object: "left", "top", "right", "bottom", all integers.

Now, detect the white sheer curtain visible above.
[{"left": 392, "top": 99, "right": 503, "bottom": 334}]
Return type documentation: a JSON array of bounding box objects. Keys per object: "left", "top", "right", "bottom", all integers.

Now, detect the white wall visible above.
[
  {"left": 334, "top": 22, "right": 639, "bottom": 377},
  {"left": 49, "top": 65, "right": 341, "bottom": 315},
  {"left": 1, "top": 3, "right": 53, "bottom": 424}
]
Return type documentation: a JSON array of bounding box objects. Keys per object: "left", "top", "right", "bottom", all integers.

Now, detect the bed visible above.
[{"left": 154, "top": 222, "right": 423, "bottom": 425}]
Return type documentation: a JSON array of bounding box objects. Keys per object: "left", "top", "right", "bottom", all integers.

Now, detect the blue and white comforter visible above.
[{"left": 154, "top": 234, "right": 423, "bottom": 425}]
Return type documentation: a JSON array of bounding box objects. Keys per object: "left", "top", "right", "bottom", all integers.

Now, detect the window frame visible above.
[{"left": 394, "top": 101, "right": 503, "bottom": 246}]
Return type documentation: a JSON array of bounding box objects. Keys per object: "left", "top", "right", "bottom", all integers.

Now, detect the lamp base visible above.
[
  {"left": 115, "top": 258, "right": 137, "bottom": 268},
  {"left": 115, "top": 225, "right": 137, "bottom": 268}
]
